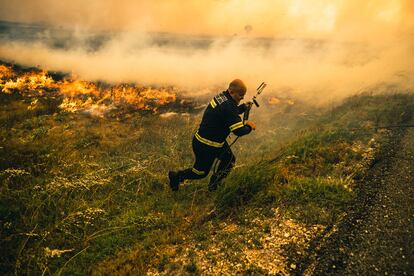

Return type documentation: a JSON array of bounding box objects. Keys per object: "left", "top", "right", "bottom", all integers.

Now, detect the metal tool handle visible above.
[
  {"left": 243, "top": 82, "right": 266, "bottom": 122},
  {"left": 243, "top": 103, "right": 252, "bottom": 122}
]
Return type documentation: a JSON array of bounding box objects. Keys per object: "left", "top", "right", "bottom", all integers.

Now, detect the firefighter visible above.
[{"left": 168, "top": 79, "right": 256, "bottom": 191}]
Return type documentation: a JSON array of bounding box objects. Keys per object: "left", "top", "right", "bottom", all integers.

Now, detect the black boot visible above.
[
  {"left": 168, "top": 171, "right": 180, "bottom": 191},
  {"left": 208, "top": 174, "right": 221, "bottom": 191}
]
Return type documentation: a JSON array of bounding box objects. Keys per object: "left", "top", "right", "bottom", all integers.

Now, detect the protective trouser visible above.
[{"left": 177, "top": 136, "right": 235, "bottom": 190}]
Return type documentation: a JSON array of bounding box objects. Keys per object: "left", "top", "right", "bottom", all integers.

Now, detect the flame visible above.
[
  {"left": 0, "top": 64, "right": 177, "bottom": 115},
  {"left": 0, "top": 65, "right": 15, "bottom": 79},
  {"left": 287, "top": 99, "right": 295, "bottom": 105},
  {"left": 110, "top": 85, "right": 177, "bottom": 110},
  {"left": 268, "top": 96, "right": 296, "bottom": 106},
  {"left": 1, "top": 68, "right": 55, "bottom": 95},
  {"left": 59, "top": 79, "right": 99, "bottom": 98}
]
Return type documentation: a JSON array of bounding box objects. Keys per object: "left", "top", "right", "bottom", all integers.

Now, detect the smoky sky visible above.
[
  {"left": 1, "top": 0, "right": 413, "bottom": 36},
  {"left": 0, "top": 0, "right": 413, "bottom": 103}
]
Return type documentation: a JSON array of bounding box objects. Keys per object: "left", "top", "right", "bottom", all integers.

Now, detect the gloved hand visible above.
[
  {"left": 245, "top": 121, "right": 256, "bottom": 130},
  {"left": 245, "top": 101, "right": 253, "bottom": 111},
  {"left": 240, "top": 102, "right": 253, "bottom": 113}
]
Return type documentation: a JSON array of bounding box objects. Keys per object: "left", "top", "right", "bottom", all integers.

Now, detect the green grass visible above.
[
  {"left": 215, "top": 162, "right": 276, "bottom": 214},
  {"left": 278, "top": 177, "right": 353, "bottom": 224},
  {"left": 1, "top": 70, "right": 414, "bottom": 274},
  {"left": 214, "top": 92, "right": 414, "bottom": 224}
]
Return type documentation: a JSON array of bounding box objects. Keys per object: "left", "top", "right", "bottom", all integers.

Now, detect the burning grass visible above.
[{"left": 0, "top": 62, "right": 184, "bottom": 118}]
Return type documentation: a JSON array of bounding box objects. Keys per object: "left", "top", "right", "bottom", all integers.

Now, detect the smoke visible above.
[
  {"left": 1, "top": 0, "right": 413, "bottom": 37},
  {"left": 0, "top": 0, "right": 413, "bottom": 103}
]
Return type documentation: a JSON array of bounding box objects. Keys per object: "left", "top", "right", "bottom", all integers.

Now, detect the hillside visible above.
[
  {"left": 298, "top": 116, "right": 414, "bottom": 275},
  {"left": 1, "top": 62, "right": 413, "bottom": 274}
]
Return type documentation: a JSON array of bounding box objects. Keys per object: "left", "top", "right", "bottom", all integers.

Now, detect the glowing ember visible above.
[
  {"left": 160, "top": 112, "right": 178, "bottom": 118},
  {"left": 268, "top": 97, "right": 281, "bottom": 105},
  {"left": 0, "top": 64, "right": 178, "bottom": 114},
  {"left": 267, "top": 96, "right": 296, "bottom": 107}
]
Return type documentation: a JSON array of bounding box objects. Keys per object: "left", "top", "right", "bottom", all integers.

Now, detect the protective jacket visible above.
[
  {"left": 195, "top": 90, "right": 252, "bottom": 148},
  {"left": 170, "top": 90, "right": 253, "bottom": 192}
]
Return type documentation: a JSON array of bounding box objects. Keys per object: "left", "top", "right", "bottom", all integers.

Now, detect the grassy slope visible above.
[{"left": 1, "top": 85, "right": 413, "bottom": 274}]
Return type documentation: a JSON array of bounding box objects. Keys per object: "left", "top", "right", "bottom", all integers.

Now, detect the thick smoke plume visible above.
[{"left": 0, "top": 0, "right": 413, "bottom": 103}]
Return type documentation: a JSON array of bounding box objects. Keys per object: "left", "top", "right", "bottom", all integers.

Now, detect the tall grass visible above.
[
  {"left": 215, "top": 162, "right": 275, "bottom": 214},
  {"left": 214, "top": 92, "right": 414, "bottom": 225},
  {"left": 1, "top": 89, "right": 413, "bottom": 274}
]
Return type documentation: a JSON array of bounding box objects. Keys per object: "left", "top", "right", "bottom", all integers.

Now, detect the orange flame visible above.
[
  {"left": 1, "top": 68, "right": 55, "bottom": 95},
  {"left": 0, "top": 64, "right": 177, "bottom": 115},
  {"left": 0, "top": 65, "right": 15, "bottom": 79}
]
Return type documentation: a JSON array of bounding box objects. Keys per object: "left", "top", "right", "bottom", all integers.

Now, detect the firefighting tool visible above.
[
  {"left": 228, "top": 82, "right": 267, "bottom": 148},
  {"left": 209, "top": 82, "right": 267, "bottom": 190},
  {"left": 243, "top": 82, "right": 267, "bottom": 123}
]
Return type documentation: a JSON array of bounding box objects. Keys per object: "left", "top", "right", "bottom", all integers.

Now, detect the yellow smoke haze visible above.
[
  {"left": 0, "top": 0, "right": 413, "bottom": 102},
  {"left": 0, "top": 0, "right": 412, "bottom": 37}
]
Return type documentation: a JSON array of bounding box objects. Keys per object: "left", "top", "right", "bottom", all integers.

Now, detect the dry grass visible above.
[{"left": 1, "top": 62, "right": 414, "bottom": 274}]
